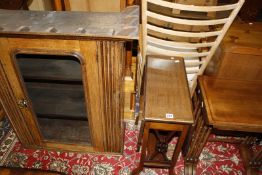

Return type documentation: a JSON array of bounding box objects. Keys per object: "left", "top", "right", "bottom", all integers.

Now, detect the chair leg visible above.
[
  {"left": 132, "top": 122, "right": 150, "bottom": 174},
  {"left": 136, "top": 120, "right": 145, "bottom": 152},
  {"left": 184, "top": 162, "right": 197, "bottom": 175}
]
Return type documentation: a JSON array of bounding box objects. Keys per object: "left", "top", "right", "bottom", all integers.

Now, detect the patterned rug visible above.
[{"left": 0, "top": 117, "right": 260, "bottom": 175}]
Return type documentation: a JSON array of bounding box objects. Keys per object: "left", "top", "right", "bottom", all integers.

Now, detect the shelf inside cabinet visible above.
[
  {"left": 26, "top": 82, "right": 87, "bottom": 120},
  {"left": 16, "top": 54, "right": 82, "bottom": 82},
  {"left": 38, "top": 118, "right": 91, "bottom": 144}
]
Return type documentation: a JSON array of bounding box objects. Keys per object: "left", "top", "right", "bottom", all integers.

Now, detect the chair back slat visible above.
[
  {"left": 147, "top": 24, "right": 222, "bottom": 37},
  {"left": 148, "top": 0, "right": 240, "bottom": 12},
  {"left": 147, "top": 44, "right": 210, "bottom": 57},
  {"left": 139, "top": 0, "right": 245, "bottom": 95},
  {"left": 147, "top": 11, "right": 229, "bottom": 25},
  {"left": 147, "top": 36, "right": 215, "bottom": 48}
]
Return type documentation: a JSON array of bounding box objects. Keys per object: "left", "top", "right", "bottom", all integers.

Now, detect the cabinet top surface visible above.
[
  {"left": 144, "top": 56, "right": 193, "bottom": 124},
  {"left": 199, "top": 76, "right": 262, "bottom": 132},
  {"left": 0, "top": 6, "right": 139, "bottom": 40}
]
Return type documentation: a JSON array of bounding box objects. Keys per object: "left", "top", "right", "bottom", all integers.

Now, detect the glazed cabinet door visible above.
[{"left": 0, "top": 38, "right": 125, "bottom": 153}]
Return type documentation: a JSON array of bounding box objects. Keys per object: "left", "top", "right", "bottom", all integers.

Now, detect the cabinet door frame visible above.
[{"left": 13, "top": 48, "right": 96, "bottom": 150}]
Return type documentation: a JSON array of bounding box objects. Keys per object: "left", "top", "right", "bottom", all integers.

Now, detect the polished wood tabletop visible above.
[
  {"left": 199, "top": 76, "right": 262, "bottom": 132},
  {"left": 144, "top": 56, "right": 193, "bottom": 124}
]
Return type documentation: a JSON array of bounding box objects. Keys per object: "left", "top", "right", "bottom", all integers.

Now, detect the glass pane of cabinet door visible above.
[{"left": 15, "top": 53, "right": 91, "bottom": 145}]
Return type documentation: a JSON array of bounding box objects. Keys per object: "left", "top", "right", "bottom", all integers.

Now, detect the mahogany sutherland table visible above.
[
  {"left": 184, "top": 76, "right": 262, "bottom": 175},
  {"left": 132, "top": 56, "right": 193, "bottom": 175}
]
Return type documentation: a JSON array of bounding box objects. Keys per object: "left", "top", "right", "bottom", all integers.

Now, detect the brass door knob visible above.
[{"left": 18, "top": 99, "right": 28, "bottom": 109}]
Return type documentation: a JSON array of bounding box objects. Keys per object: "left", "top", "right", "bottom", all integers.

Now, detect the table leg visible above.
[
  {"left": 184, "top": 162, "right": 197, "bottom": 175},
  {"left": 239, "top": 137, "right": 262, "bottom": 175},
  {"left": 132, "top": 122, "right": 150, "bottom": 175},
  {"left": 169, "top": 125, "right": 189, "bottom": 175},
  {"left": 136, "top": 120, "right": 145, "bottom": 152},
  {"left": 184, "top": 104, "right": 211, "bottom": 175}
]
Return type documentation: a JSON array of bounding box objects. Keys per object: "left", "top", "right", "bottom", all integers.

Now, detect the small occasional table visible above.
[
  {"left": 132, "top": 56, "right": 193, "bottom": 175},
  {"left": 184, "top": 76, "right": 262, "bottom": 175}
]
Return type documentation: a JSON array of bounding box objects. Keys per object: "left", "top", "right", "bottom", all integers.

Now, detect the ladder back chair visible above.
[{"left": 139, "top": 0, "right": 245, "bottom": 95}]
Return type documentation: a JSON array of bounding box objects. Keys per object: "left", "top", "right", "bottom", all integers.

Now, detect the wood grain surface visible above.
[
  {"left": 144, "top": 56, "right": 193, "bottom": 124},
  {"left": 199, "top": 76, "right": 262, "bottom": 132},
  {"left": 0, "top": 37, "right": 127, "bottom": 153},
  {"left": 217, "top": 46, "right": 262, "bottom": 81},
  {"left": 0, "top": 103, "right": 5, "bottom": 121}
]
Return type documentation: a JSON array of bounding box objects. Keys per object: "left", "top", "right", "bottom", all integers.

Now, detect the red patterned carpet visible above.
[{"left": 0, "top": 118, "right": 260, "bottom": 175}]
